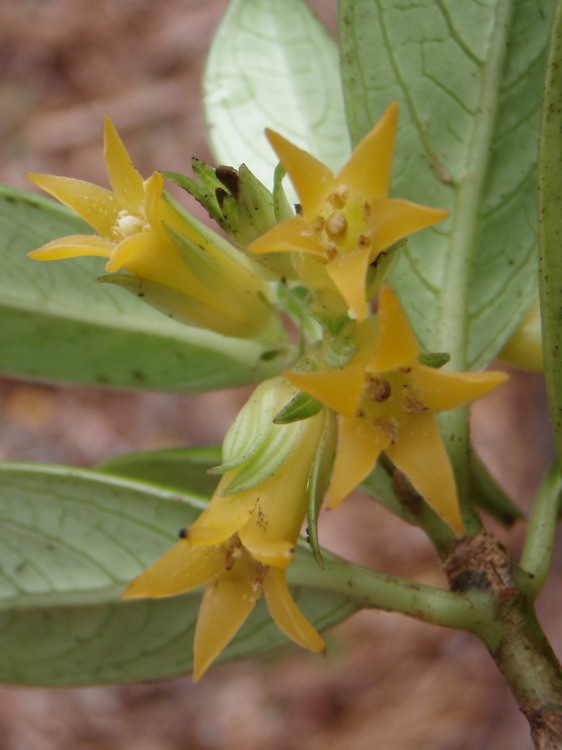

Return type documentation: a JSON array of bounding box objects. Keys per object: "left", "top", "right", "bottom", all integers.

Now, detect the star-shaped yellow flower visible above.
[
  {"left": 284, "top": 286, "right": 509, "bottom": 534},
  {"left": 123, "top": 378, "right": 331, "bottom": 680},
  {"left": 27, "top": 119, "right": 277, "bottom": 339},
  {"left": 248, "top": 102, "right": 448, "bottom": 321}
]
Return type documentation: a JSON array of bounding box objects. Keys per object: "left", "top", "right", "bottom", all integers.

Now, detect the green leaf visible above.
[
  {"left": 203, "top": 0, "right": 350, "bottom": 193},
  {"left": 539, "top": 0, "right": 562, "bottom": 467},
  {"left": 97, "top": 446, "right": 222, "bottom": 497},
  {"left": 0, "top": 463, "right": 356, "bottom": 686},
  {"left": 340, "top": 0, "right": 554, "bottom": 370},
  {"left": 273, "top": 390, "right": 323, "bottom": 424},
  {"left": 0, "top": 185, "right": 283, "bottom": 390}
]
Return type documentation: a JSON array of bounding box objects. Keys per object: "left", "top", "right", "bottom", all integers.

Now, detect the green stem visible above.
[
  {"left": 439, "top": 407, "right": 483, "bottom": 535},
  {"left": 298, "top": 533, "right": 562, "bottom": 748},
  {"left": 539, "top": 0, "right": 562, "bottom": 467},
  {"left": 519, "top": 464, "right": 562, "bottom": 599},
  {"left": 478, "top": 595, "right": 562, "bottom": 749},
  {"left": 361, "top": 458, "right": 455, "bottom": 559},
  {"left": 290, "top": 550, "right": 490, "bottom": 632},
  {"left": 469, "top": 452, "right": 524, "bottom": 526}
]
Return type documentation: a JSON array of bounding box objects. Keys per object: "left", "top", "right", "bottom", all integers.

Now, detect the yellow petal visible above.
[
  {"left": 103, "top": 117, "right": 145, "bottom": 212},
  {"left": 27, "top": 173, "right": 119, "bottom": 236},
  {"left": 121, "top": 540, "right": 224, "bottom": 599},
  {"left": 142, "top": 171, "right": 166, "bottom": 232},
  {"left": 370, "top": 198, "right": 449, "bottom": 256},
  {"left": 284, "top": 364, "right": 365, "bottom": 418},
  {"left": 326, "top": 415, "right": 390, "bottom": 508},
  {"left": 28, "top": 234, "right": 113, "bottom": 261},
  {"left": 334, "top": 101, "right": 398, "bottom": 200},
  {"left": 371, "top": 286, "right": 419, "bottom": 371},
  {"left": 264, "top": 567, "right": 325, "bottom": 653},
  {"left": 325, "top": 245, "right": 372, "bottom": 320},
  {"left": 266, "top": 129, "right": 333, "bottom": 215},
  {"left": 193, "top": 552, "right": 261, "bottom": 681},
  {"left": 239, "top": 534, "right": 296, "bottom": 567},
  {"left": 187, "top": 486, "right": 256, "bottom": 547},
  {"left": 248, "top": 215, "right": 325, "bottom": 257},
  {"left": 385, "top": 413, "right": 463, "bottom": 534},
  {"left": 105, "top": 231, "right": 162, "bottom": 273},
  {"left": 413, "top": 366, "right": 509, "bottom": 413}
]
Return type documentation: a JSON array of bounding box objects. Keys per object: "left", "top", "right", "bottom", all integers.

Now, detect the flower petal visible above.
[
  {"left": 193, "top": 552, "right": 261, "bottom": 681},
  {"left": 106, "top": 232, "right": 162, "bottom": 273},
  {"left": 103, "top": 117, "right": 145, "bottom": 212},
  {"left": 326, "top": 415, "right": 390, "bottom": 508},
  {"left": 370, "top": 198, "right": 449, "bottom": 256},
  {"left": 27, "top": 234, "right": 114, "bottom": 261},
  {"left": 325, "top": 245, "right": 372, "bottom": 320},
  {"left": 334, "top": 101, "right": 398, "bottom": 200},
  {"left": 371, "top": 286, "right": 419, "bottom": 371},
  {"left": 121, "top": 540, "right": 224, "bottom": 599},
  {"left": 187, "top": 486, "right": 256, "bottom": 547},
  {"left": 413, "top": 366, "right": 509, "bottom": 413},
  {"left": 248, "top": 215, "right": 326, "bottom": 257},
  {"left": 239, "top": 533, "right": 296, "bottom": 567},
  {"left": 385, "top": 413, "right": 463, "bottom": 534},
  {"left": 284, "top": 364, "right": 365, "bottom": 417},
  {"left": 142, "top": 171, "right": 166, "bottom": 231},
  {"left": 27, "top": 173, "right": 119, "bottom": 236},
  {"left": 266, "top": 129, "right": 333, "bottom": 215},
  {"left": 264, "top": 567, "right": 325, "bottom": 653}
]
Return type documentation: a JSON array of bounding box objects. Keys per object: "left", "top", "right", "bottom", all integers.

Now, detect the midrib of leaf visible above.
[{"left": 436, "top": 0, "right": 514, "bottom": 371}]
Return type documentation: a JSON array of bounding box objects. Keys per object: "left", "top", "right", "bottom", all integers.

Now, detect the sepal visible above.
[
  {"left": 305, "top": 409, "right": 337, "bottom": 566},
  {"left": 273, "top": 390, "right": 323, "bottom": 424},
  {"left": 418, "top": 351, "right": 450, "bottom": 368}
]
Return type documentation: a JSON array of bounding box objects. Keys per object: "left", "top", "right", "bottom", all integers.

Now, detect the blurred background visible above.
[{"left": 0, "top": 1, "right": 557, "bottom": 748}]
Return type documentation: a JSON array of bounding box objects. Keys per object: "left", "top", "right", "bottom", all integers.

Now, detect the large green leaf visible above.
[
  {"left": 0, "top": 185, "right": 284, "bottom": 390},
  {"left": 0, "top": 463, "right": 356, "bottom": 685},
  {"left": 340, "top": 0, "right": 553, "bottom": 370},
  {"left": 97, "top": 445, "right": 222, "bottom": 497},
  {"left": 539, "top": 0, "right": 562, "bottom": 465},
  {"left": 204, "top": 0, "right": 350, "bottom": 192}
]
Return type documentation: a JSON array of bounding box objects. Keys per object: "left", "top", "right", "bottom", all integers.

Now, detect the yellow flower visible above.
[
  {"left": 27, "top": 119, "right": 279, "bottom": 340},
  {"left": 248, "top": 102, "right": 448, "bottom": 321},
  {"left": 123, "top": 377, "right": 334, "bottom": 680},
  {"left": 284, "top": 286, "right": 509, "bottom": 534}
]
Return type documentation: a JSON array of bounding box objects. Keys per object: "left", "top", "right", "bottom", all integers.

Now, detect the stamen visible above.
[{"left": 325, "top": 212, "right": 347, "bottom": 238}]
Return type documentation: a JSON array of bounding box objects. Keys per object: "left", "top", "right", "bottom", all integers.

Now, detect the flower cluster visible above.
[{"left": 27, "top": 105, "right": 508, "bottom": 678}]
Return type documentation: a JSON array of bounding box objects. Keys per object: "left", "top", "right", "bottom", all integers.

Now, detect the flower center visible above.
[
  {"left": 313, "top": 188, "right": 374, "bottom": 260},
  {"left": 112, "top": 209, "right": 150, "bottom": 240},
  {"left": 356, "top": 366, "right": 427, "bottom": 441}
]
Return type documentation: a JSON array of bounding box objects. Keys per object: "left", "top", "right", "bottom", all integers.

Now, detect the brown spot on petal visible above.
[
  {"left": 224, "top": 534, "right": 243, "bottom": 570},
  {"left": 329, "top": 186, "right": 348, "bottom": 209},
  {"left": 402, "top": 391, "right": 427, "bottom": 414},
  {"left": 372, "top": 416, "right": 399, "bottom": 442},
  {"left": 365, "top": 374, "right": 391, "bottom": 402}
]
